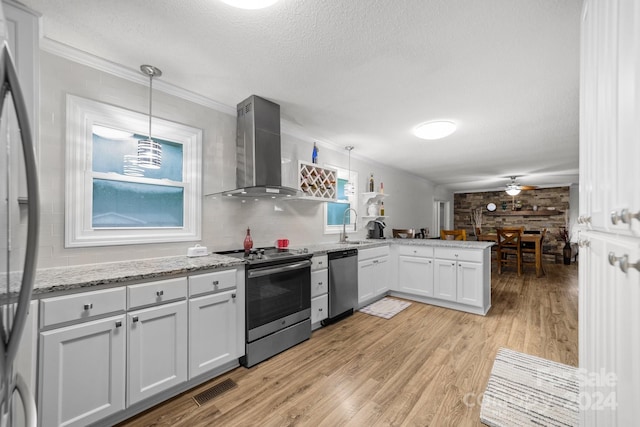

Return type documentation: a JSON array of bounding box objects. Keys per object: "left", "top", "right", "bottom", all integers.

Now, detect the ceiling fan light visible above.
[
  {"left": 506, "top": 187, "right": 521, "bottom": 196},
  {"left": 412, "top": 121, "right": 457, "bottom": 140}
]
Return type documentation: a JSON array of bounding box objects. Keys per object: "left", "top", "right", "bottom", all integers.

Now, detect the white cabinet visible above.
[
  {"left": 358, "top": 246, "right": 390, "bottom": 306},
  {"left": 579, "top": 0, "right": 640, "bottom": 235},
  {"left": 189, "top": 289, "right": 238, "bottom": 379},
  {"left": 579, "top": 1, "right": 640, "bottom": 423},
  {"left": 39, "top": 314, "right": 126, "bottom": 427},
  {"left": 310, "top": 255, "right": 328, "bottom": 329},
  {"left": 434, "top": 248, "right": 484, "bottom": 307},
  {"left": 127, "top": 300, "right": 187, "bottom": 406},
  {"left": 397, "top": 246, "right": 434, "bottom": 297}
]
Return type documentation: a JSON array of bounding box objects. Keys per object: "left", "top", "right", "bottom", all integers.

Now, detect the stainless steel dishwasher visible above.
[{"left": 322, "top": 248, "right": 358, "bottom": 325}]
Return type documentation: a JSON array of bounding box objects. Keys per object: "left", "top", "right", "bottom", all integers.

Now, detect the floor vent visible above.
[{"left": 193, "top": 378, "right": 237, "bottom": 406}]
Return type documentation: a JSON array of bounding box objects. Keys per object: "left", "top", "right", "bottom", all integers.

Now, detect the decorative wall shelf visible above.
[
  {"left": 297, "top": 161, "right": 337, "bottom": 201},
  {"left": 362, "top": 192, "right": 388, "bottom": 221},
  {"left": 362, "top": 215, "right": 388, "bottom": 221},
  {"left": 486, "top": 210, "right": 564, "bottom": 216}
]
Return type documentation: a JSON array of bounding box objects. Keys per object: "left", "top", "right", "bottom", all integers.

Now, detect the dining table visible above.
[{"left": 477, "top": 232, "right": 545, "bottom": 277}]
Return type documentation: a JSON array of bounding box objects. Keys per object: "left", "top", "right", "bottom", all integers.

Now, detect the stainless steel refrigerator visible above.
[{"left": 0, "top": 2, "right": 40, "bottom": 426}]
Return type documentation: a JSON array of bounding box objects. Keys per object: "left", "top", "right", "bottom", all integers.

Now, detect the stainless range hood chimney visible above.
[{"left": 222, "top": 95, "right": 299, "bottom": 198}]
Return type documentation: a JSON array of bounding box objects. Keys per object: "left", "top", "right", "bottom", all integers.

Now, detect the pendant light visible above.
[
  {"left": 138, "top": 64, "right": 162, "bottom": 169},
  {"left": 344, "top": 146, "right": 355, "bottom": 196}
]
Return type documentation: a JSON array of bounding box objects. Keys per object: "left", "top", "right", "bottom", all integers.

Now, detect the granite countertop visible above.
[
  {"left": 16, "top": 253, "right": 244, "bottom": 297},
  {"left": 4, "top": 238, "right": 493, "bottom": 298}
]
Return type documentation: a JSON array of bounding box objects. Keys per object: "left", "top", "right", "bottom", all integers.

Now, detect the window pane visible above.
[
  {"left": 327, "top": 202, "right": 350, "bottom": 226},
  {"left": 92, "top": 129, "right": 183, "bottom": 181},
  {"left": 92, "top": 179, "right": 184, "bottom": 228},
  {"left": 337, "top": 177, "right": 348, "bottom": 201}
]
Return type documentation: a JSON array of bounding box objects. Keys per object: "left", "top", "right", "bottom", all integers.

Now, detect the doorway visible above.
[{"left": 434, "top": 200, "right": 450, "bottom": 236}]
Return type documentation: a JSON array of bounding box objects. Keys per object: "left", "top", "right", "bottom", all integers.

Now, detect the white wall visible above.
[{"left": 36, "top": 52, "right": 447, "bottom": 268}]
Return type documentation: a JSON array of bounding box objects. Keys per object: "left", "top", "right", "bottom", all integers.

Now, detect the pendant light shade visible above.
[
  {"left": 138, "top": 65, "right": 162, "bottom": 169},
  {"left": 344, "top": 146, "right": 355, "bottom": 196}
]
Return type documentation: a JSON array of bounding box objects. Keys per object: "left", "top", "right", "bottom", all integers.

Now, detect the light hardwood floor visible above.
[{"left": 118, "top": 263, "right": 578, "bottom": 427}]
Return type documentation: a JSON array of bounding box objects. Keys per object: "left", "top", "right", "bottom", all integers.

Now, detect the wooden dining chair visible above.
[
  {"left": 496, "top": 227, "right": 523, "bottom": 275},
  {"left": 440, "top": 229, "right": 467, "bottom": 241},
  {"left": 522, "top": 228, "right": 547, "bottom": 274},
  {"left": 392, "top": 228, "right": 415, "bottom": 238}
]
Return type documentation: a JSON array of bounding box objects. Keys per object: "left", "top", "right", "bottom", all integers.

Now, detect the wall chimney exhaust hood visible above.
[{"left": 219, "top": 95, "right": 300, "bottom": 198}]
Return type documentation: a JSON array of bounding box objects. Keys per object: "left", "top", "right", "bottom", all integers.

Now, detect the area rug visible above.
[
  {"left": 358, "top": 297, "right": 411, "bottom": 319},
  {"left": 480, "top": 348, "right": 579, "bottom": 427}
]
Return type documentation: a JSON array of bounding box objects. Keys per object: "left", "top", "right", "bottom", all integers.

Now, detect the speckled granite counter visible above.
[
  {"left": 293, "top": 238, "right": 493, "bottom": 255},
  {"left": 27, "top": 253, "right": 244, "bottom": 297}
]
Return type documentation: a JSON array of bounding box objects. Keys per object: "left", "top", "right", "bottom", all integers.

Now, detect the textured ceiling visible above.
[{"left": 21, "top": 0, "right": 582, "bottom": 192}]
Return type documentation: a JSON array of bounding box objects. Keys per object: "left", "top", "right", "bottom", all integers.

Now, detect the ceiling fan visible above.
[{"left": 505, "top": 176, "right": 538, "bottom": 195}]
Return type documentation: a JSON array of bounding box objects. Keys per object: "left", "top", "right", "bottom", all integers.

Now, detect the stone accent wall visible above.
[{"left": 454, "top": 187, "right": 570, "bottom": 258}]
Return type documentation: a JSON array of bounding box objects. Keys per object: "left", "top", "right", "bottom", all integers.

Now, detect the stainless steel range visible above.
[{"left": 217, "top": 247, "right": 313, "bottom": 367}]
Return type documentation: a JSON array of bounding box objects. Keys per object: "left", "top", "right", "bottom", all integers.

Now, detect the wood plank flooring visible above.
[{"left": 118, "top": 263, "right": 578, "bottom": 427}]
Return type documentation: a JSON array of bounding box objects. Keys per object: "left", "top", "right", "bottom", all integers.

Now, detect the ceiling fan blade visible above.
[{"left": 520, "top": 185, "right": 538, "bottom": 190}]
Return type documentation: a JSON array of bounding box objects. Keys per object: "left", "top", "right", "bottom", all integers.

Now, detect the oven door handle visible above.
[{"left": 247, "top": 260, "right": 312, "bottom": 279}]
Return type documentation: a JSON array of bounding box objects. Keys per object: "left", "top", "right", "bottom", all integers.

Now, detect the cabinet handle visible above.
[
  {"left": 319, "top": 308, "right": 323, "bottom": 312},
  {"left": 610, "top": 253, "right": 640, "bottom": 273},
  {"left": 115, "top": 321, "right": 122, "bottom": 328},
  {"left": 578, "top": 215, "right": 592, "bottom": 224},
  {"left": 318, "top": 281, "right": 323, "bottom": 285},
  {"left": 212, "top": 280, "right": 219, "bottom": 286},
  {"left": 373, "top": 260, "right": 379, "bottom": 264},
  {"left": 621, "top": 209, "right": 640, "bottom": 225},
  {"left": 232, "top": 293, "right": 236, "bottom": 299},
  {"left": 578, "top": 239, "right": 590, "bottom": 248},
  {"left": 83, "top": 303, "right": 93, "bottom": 310},
  {"left": 156, "top": 290, "right": 164, "bottom": 297},
  {"left": 451, "top": 262, "right": 455, "bottom": 266},
  {"left": 132, "top": 316, "right": 139, "bottom": 323}
]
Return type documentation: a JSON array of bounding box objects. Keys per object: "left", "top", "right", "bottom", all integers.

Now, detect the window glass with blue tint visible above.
[
  {"left": 91, "top": 126, "right": 185, "bottom": 228},
  {"left": 327, "top": 178, "right": 350, "bottom": 225}
]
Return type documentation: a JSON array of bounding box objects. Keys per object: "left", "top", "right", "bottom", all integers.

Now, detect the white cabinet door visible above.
[
  {"left": 358, "top": 258, "right": 376, "bottom": 304},
  {"left": 397, "top": 255, "right": 433, "bottom": 297},
  {"left": 456, "top": 261, "right": 483, "bottom": 307},
  {"left": 39, "top": 315, "right": 126, "bottom": 427},
  {"left": 127, "top": 301, "right": 187, "bottom": 405},
  {"left": 375, "top": 256, "right": 390, "bottom": 295},
  {"left": 433, "top": 259, "right": 456, "bottom": 302},
  {"left": 188, "top": 290, "right": 238, "bottom": 380}
]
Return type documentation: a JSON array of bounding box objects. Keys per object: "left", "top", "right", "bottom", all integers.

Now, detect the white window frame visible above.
[
  {"left": 65, "top": 95, "right": 202, "bottom": 247},
  {"left": 324, "top": 165, "right": 358, "bottom": 234}
]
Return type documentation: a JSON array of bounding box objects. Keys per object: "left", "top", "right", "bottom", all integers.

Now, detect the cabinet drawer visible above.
[
  {"left": 40, "top": 287, "right": 126, "bottom": 328},
  {"left": 434, "top": 248, "right": 483, "bottom": 263},
  {"left": 311, "top": 294, "right": 328, "bottom": 324},
  {"left": 189, "top": 269, "right": 237, "bottom": 297},
  {"left": 311, "top": 254, "right": 328, "bottom": 271},
  {"left": 397, "top": 245, "right": 433, "bottom": 258},
  {"left": 311, "top": 269, "right": 328, "bottom": 298},
  {"left": 358, "top": 246, "right": 390, "bottom": 261},
  {"left": 128, "top": 277, "right": 187, "bottom": 310}
]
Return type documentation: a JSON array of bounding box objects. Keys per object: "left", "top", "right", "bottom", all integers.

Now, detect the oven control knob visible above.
[
  {"left": 257, "top": 252, "right": 263, "bottom": 259},
  {"left": 248, "top": 253, "right": 254, "bottom": 260}
]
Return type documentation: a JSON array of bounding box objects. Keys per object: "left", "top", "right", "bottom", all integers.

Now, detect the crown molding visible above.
[{"left": 39, "top": 37, "right": 236, "bottom": 116}]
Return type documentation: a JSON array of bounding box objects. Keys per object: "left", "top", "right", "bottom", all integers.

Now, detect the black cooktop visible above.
[{"left": 216, "top": 246, "right": 312, "bottom": 265}]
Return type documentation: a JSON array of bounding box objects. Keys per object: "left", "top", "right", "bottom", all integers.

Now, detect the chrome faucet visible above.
[{"left": 339, "top": 208, "right": 358, "bottom": 243}]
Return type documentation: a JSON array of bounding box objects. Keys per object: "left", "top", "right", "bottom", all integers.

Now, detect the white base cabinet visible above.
[
  {"left": 39, "top": 315, "right": 126, "bottom": 427},
  {"left": 127, "top": 301, "right": 187, "bottom": 406},
  {"left": 358, "top": 246, "right": 390, "bottom": 307},
  {"left": 397, "top": 246, "right": 434, "bottom": 297},
  {"left": 310, "top": 254, "right": 328, "bottom": 329},
  {"left": 189, "top": 290, "right": 238, "bottom": 379},
  {"left": 392, "top": 244, "right": 491, "bottom": 316}
]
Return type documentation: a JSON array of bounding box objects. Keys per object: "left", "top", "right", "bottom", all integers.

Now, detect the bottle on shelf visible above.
[
  {"left": 312, "top": 142, "right": 319, "bottom": 164},
  {"left": 369, "top": 173, "right": 374, "bottom": 192},
  {"left": 379, "top": 182, "right": 384, "bottom": 194},
  {"left": 243, "top": 227, "right": 253, "bottom": 253},
  {"left": 380, "top": 201, "right": 385, "bottom": 216}
]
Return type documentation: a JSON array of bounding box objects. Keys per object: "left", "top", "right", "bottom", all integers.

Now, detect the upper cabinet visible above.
[{"left": 297, "top": 161, "right": 337, "bottom": 201}]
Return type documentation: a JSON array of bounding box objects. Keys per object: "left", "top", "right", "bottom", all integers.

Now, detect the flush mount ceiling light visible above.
[
  {"left": 412, "top": 121, "right": 457, "bottom": 140},
  {"left": 220, "top": 0, "right": 279, "bottom": 9},
  {"left": 138, "top": 64, "right": 162, "bottom": 169}
]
